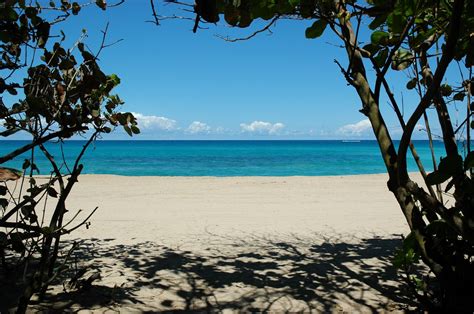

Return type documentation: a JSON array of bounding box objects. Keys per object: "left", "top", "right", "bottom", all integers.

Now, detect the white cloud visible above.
[
  {"left": 132, "top": 112, "right": 177, "bottom": 130},
  {"left": 187, "top": 121, "right": 211, "bottom": 134},
  {"left": 337, "top": 119, "right": 372, "bottom": 136},
  {"left": 388, "top": 123, "right": 425, "bottom": 136},
  {"left": 337, "top": 120, "right": 430, "bottom": 139},
  {"left": 240, "top": 121, "right": 285, "bottom": 135}
]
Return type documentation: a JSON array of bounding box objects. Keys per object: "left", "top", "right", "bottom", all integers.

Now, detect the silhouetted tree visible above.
[{"left": 0, "top": 1, "right": 138, "bottom": 312}]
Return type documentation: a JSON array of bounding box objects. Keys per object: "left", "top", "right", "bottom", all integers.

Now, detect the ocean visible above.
[{"left": 0, "top": 140, "right": 451, "bottom": 176}]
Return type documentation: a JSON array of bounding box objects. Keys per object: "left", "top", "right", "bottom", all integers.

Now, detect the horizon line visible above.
[{"left": 0, "top": 139, "right": 442, "bottom": 142}]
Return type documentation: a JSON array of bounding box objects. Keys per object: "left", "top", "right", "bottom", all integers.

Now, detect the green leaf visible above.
[
  {"left": 7, "top": 87, "right": 18, "bottom": 95},
  {"left": 391, "top": 49, "right": 413, "bottom": 71},
  {"left": 195, "top": 0, "right": 219, "bottom": 23},
  {"left": 387, "top": 12, "right": 406, "bottom": 34},
  {"left": 300, "top": 0, "right": 316, "bottom": 18},
  {"left": 466, "top": 35, "right": 474, "bottom": 67},
  {"left": 131, "top": 125, "right": 140, "bottom": 135},
  {"left": 305, "top": 19, "right": 328, "bottom": 39},
  {"left": 425, "top": 219, "right": 457, "bottom": 239},
  {"left": 453, "top": 92, "right": 465, "bottom": 102},
  {"left": 31, "top": 163, "right": 40, "bottom": 174},
  {"left": 406, "top": 78, "right": 417, "bottom": 90},
  {"left": 0, "top": 198, "right": 8, "bottom": 209},
  {"left": 371, "top": 30, "right": 389, "bottom": 45},
  {"left": 72, "top": 2, "right": 81, "bottom": 15},
  {"left": 426, "top": 155, "right": 463, "bottom": 185},
  {"left": 425, "top": 219, "right": 450, "bottom": 234},
  {"left": 464, "top": 151, "right": 474, "bottom": 170},
  {"left": 47, "top": 187, "right": 58, "bottom": 198},
  {"left": 440, "top": 84, "right": 452, "bottom": 97},
  {"left": 36, "top": 21, "right": 51, "bottom": 48},
  {"left": 22, "top": 159, "right": 30, "bottom": 170},
  {"left": 369, "top": 14, "right": 388, "bottom": 30},
  {"left": 95, "top": 0, "right": 106, "bottom": 10},
  {"left": 9, "top": 234, "right": 25, "bottom": 253},
  {"left": 0, "top": 232, "right": 7, "bottom": 246},
  {"left": 362, "top": 43, "right": 380, "bottom": 57},
  {"left": 41, "top": 226, "right": 54, "bottom": 235},
  {"left": 123, "top": 125, "right": 132, "bottom": 136},
  {"left": 21, "top": 205, "right": 33, "bottom": 218},
  {"left": 237, "top": 10, "right": 251, "bottom": 28},
  {"left": 288, "top": 0, "right": 299, "bottom": 6},
  {"left": 59, "top": 58, "right": 75, "bottom": 70},
  {"left": 25, "top": 7, "right": 38, "bottom": 19},
  {"left": 393, "top": 232, "right": 420, "bottom": 269},
  {"left": 224, "top": 5, "right": 239, "bottom": 26},
  {"left": 108, "top": 74, "right": 121, "bottom": 86},
  {"left": 425, "top": 172, "right": 447, "bottom": 186},
  {"left": 0, "top": 7, "right": 19, "bottom": 22},
  {"left": 409, "top": 27, "right": 437, "bottom": 49}
]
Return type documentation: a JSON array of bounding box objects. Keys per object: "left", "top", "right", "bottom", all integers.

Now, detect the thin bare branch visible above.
[
  {"left": 150, "top": 0, "right": 160, "bottom": 25},
  {"left": 215, "top": 16, "right": 280, "bottom": 42}
]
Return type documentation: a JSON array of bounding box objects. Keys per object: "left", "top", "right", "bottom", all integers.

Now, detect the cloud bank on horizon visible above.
[
  {"left": 130, "top": 113, "right": 412, "bottom": 139},
  {"left": 125, "top": 113, "right": 374, "bottom": 138},
  {"left": 128, "top": 113, "right": 289, "bottom": 137},
  {"left": 0, "top": 113, "right": 431, "bottom": 140}
]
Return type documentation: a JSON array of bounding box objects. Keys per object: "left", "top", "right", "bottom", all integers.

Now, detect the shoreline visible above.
[
  {"left": 7, "top": 169, "right": 428, "bottom": 177},
  {"left": 30, "top": 171, "right": 423, "bottom": 179},
  {"left": 77, "top": 172, "right": 392, "bottom": 177}
]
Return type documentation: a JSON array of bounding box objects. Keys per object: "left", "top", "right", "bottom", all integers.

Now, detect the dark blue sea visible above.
[{"left": 0, "top": 140, "right": 449, "bottom": 176}]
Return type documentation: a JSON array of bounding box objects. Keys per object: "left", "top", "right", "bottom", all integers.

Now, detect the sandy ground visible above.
[
  {"left": 66, "top": 174, "right": 411, "bottom": 244},
  {"left": 19, "top": 174, "right": 421, "bottom": 312}
]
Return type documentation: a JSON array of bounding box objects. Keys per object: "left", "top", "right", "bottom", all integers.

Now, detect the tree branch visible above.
[
  {"left": 0, "top": 127, "right": 87, "bottom": 165},
  {"left": 397, "top": 0, "right": 464, "bottom": 184},
  {"left": 215, "top": 16, "right": 279, "bottom": 42}
]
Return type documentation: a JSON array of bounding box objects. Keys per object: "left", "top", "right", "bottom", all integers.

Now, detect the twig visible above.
[
  {"left": 0, "top": 127, "right": 87, "bottom": 164},
  {"left": 215, "top": 16, "right": 280, "bottom": 42},
  {"left": 454, "top": 111, "right": 474, "bottom": 134},
  {"left": 374, "top": 16, "right": 415, "bottom": 102},
  {"left": 150, "top": 0, "right": 160, "bottom": 25},
  {"left": 62, "top": 207, "right": 98, "bottom": 235},
  {"left": 334, "top": 59, "right": 356, "bottom": 87}
]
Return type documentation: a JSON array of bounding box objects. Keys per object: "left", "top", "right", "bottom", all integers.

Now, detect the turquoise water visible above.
[{"left": 0, "top": 140, "right": 448, "bottom": 176}]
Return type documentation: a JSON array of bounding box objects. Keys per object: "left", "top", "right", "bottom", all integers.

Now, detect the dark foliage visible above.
[{"left": 0, "top": 1, "right": 137, "bottom": 312}]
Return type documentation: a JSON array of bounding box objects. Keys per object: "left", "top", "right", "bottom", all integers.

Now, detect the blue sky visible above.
[{"left": 6, "top": 0, "right": 458, "bottom": 140}]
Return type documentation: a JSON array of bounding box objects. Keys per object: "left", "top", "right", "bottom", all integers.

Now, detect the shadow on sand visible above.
[{"left": 4, "top": 233, "right": 420, "bottom": 312}]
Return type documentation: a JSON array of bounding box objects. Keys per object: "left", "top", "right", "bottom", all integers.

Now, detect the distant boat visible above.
[{"left": 342, "top": 140, "right": 361, "bottom": 143}]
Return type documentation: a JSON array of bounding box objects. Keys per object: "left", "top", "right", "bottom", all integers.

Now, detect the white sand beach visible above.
[
  {"left": 31, "top": 174, "right": 420, "bottom": 312},
  {"left": 66, "top": 174, "right": 412, "bottom": 243}
]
